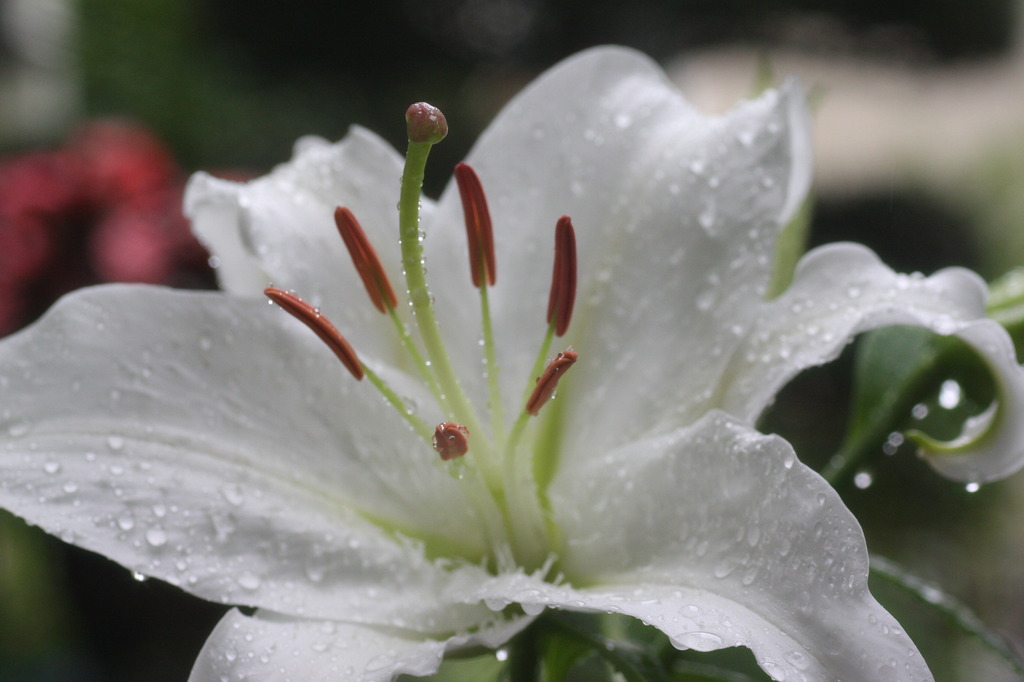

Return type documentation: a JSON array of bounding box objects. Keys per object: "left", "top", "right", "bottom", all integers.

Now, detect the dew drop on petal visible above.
[
  {"left": 965, "top": 482, "right": 981, "bottom": 493},
  {"left": 220, "top": 483, "right": 245, "bottom": 506},
  {"left": 238, "top": 572, "right": 261, "bottom": 590},
  {"left": 107, "top": 435, "right": 125, "bottom": 451},
  {"left": 7, "top": 420, "right": 30, "bottom": 437},
  {"left": 675, "top": 631, "right": 723, "bottom": 652},
  {"left": 43, "top": 461, "right": 61, "bottom": 475},
  {"left": 145, "top": 527, "right": 168, "bottom": 547}
]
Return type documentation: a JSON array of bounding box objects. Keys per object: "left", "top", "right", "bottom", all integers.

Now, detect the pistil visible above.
[{"left": 401, "top": 104, "right": 495, "bottom": 480}]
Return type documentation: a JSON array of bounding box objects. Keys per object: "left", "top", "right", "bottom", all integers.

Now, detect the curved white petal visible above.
[
  {"left": 189, "top": 609, "right": 447, "bottom": 682},
  {"left": 507, "top": 412, "right": 928, "bottom": 681},
  {"left": 190, "top": 608, "right": 534, "bottom": 682},
  {"left": 184, "top": 130, "right": 416, "bottom": 358},
  {"left": 914, "top": 320, "right": 1024, "bottom": 482},
  {"left": 421, "top": 46, "right": 813, "bottom": 444},
  {"left": 720, "top": 243, "right": 1024, "bottom": 481},
  {"left": 0, "top": 284, "right": 500, "bottom": 629}
]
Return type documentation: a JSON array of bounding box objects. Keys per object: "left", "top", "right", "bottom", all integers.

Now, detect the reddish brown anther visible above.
[
  {"left": 433, "top": 422, "right": 470, "bottom": 460},
  {"left": 546, "top": 216, "right": 577, "bottom": 337},
  {"left": 454, "top": 163, "right": 496, "bottom": 288},
  {"left": 264, "top": 287, "right": 364, "bottom": 380},
  {"left": 525, "top": 347, "right": 578, "bottom": 416},
  {"left": 334, "top": 207, "right": 398, "bottom": 314}
]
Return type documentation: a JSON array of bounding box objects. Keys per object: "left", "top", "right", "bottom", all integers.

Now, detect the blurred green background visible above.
[{"left": 1, "top": 1, "right": 1023, "bottom": 680}]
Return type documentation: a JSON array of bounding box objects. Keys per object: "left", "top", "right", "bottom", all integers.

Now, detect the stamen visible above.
[
  {"left": 525, "top": 347, "right": 578, "bottom": 416},
  {"left": 546, "top": 216, "right": 577, "bottom": 337},
  {"left": 454, "top": 163, "right": 496, "bottom": 287},
  {"left": 334, "top": 207, "right": 398, "bottom": 313},
  {"left": 433, "top": 422, "right": 470, "bottom": 460},
  {"left": 264, "top": 287, "right": 364, "bottom": 380}
]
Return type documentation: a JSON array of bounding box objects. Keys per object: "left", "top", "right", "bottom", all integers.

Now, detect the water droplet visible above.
[
  {"left": 7, "top": 420, "right": 30, "bottom": 437},
  {"left": 965, "top": 482, "right": 981, "bottom": 493},
  {"left": 145, "top": 527, "right": 168, "bottom": 547},
  {"left": 675, "top": 631, "right": 723, "bottom": 652},
  {"left": 495, "top": 648, "right": 509, "bottom": 662},
  {"left": 698, "top": 203, "right": 716, "bottom": 231},
  {"left": 107, "top": 435, "right": 125, "bottom": 451},
  {"left": 131, "top": 570, "right": 147, "bottom": 582},
  {"left": 117, "top": 514, "right": 135, "bottom": 531},
  {"left": 761, "top": 659, "right": 787, "bottom": 680},
  {"left": 220, "top": 484, "right": 245, "bottom": 506},
  {"left": 695, "top": 289, "right": 715, "bottom": 312},
  {"left": 882, "top": 432, "right": 904, "bottom": 456},
  {"left": 938, "top": 379, "right": 962, "bottom": 409},
  {"left": 237, "top": 572, "right": 261, "bottom": 590},
  {"left": 911, "top": 403, "right": 929, "bottom": 420},
  {"left": 853, "top": 471, "right": 873, "bottom": 489},
  {"left": 679, "top": 604, "right": 702, "bottom": 619},
  {"left": 613, "top": 113, "right": 632, "bottom": 129},
  {"left": 62, "top": 481, "right": 79, "bottom": 494},
  {"left": 43, "top": 461, "right": 61, "bottom": 475}
]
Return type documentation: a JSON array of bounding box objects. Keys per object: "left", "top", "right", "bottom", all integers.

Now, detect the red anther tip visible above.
[
  {"left": 264, "top": 287, "right": 364, "bottom": 381},
  {"left": 454, "top": 163, "right": 496, "bottom": 288},
  {"left": 546, "top": 216, "right": 577, "bottom": 337},
  {"left": 525, "top": 347, "right": 578, "bottom": 416},
  {"left": 333, "top": 207, "right": 398, "bottom": 314},
  {"left": 433, "top": 422, "right": 470, "bottom": 460},
  {"left": 406, "top": 103, "right": 448, "bottom": 144}
]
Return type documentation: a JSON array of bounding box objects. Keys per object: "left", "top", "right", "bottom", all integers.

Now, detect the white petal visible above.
[
  {"left": 721, "top": 243, "right": 1024, "bottom": 481},
  {"left": 188, "top": 609, "right": 447, "bottom": 682},
  {"left": 190, "top": 608, "right": 534, "bottom": 682},
  {"left": 184, "top": 129, "right": 416, "bottom": 357},
  {"left": 527, "top": 412, "right": 928, "bottom": 681},
  {"left": 424, "top": 46, "right": 812, "bottom": 443},
  {"left": 0, "top": 285, "right": 499, "bottom": 629},
  {"left": 914, "top": 320, "right": 1024, "bottom": 482}
]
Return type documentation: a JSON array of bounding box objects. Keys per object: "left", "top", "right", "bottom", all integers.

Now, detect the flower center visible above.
[{"left": 264, "top": 104, "right": 578, "bottom": 571}]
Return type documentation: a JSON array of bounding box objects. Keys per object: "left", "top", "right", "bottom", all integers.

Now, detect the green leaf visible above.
[
  {"left": 988, "top": 267, "right": 1024, "bottom": 359},
  {"left": 542, "top": 613, "right": 671, "bottom": 682},
  {"left": 823, "top": 326, "right": 993, "bottom": 485},
  {"left": 871, "top": 554, "right": 1024, "bottom": 676}
]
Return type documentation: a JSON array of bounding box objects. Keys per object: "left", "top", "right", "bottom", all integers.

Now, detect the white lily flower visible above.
[{"left": 2, "top": 46, "right": 1023, "bottom": 681}]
